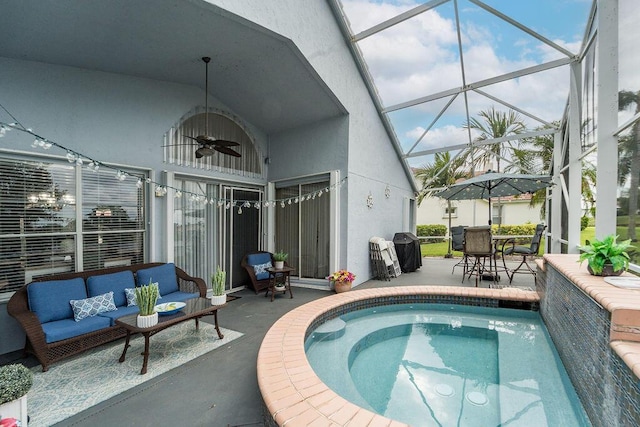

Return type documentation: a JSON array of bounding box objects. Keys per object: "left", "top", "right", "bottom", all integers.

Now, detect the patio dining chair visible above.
[
  {"left": 450, "top": 225, "right": 468, "bottom": 275},
  {"left": 463, "top": 225, "right": 498, "bottom": 287},
  {"left": 501, "top": 223, "right": 546, "bottom": 283}
]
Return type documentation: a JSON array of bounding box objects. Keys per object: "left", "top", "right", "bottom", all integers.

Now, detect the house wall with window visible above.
[
  {"left": 0, "top": 1, "right": 415, "bottom": 355},
  {"left": 417, "top": 197, "right": 543, "bottom": 229}
]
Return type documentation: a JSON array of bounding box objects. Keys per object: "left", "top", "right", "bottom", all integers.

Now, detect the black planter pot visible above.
[{"left": 587, "top": 263, "right": 624, "bottom": 277}]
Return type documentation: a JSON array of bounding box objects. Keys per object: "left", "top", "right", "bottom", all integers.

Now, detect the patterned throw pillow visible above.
[
  {"left": 253, "top": 261, "right": 272, "bottom": 279},
  {"left": 124, "top": 288, "right": 137, "bottom": 306},
  {"left": 69, "top": 291, "right": 117, "bottom": 322},
  {"left": 125, "top": 284, "right": 161, "bottom": 307}
]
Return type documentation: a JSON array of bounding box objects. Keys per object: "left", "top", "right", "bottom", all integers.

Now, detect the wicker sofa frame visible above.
[{"left": 7, "top": 262, "right": 207, "bottom": 372}]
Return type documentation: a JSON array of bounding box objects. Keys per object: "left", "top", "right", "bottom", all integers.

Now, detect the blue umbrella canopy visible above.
[{"left": 433, "top": 171, "right": 552, "bottom": 225}]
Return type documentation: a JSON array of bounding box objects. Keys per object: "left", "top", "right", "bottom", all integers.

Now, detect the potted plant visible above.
[
  {"left": 273, "top": 251, "right": 288, "bottom": 269},
  {"left": 135, "top": 280, "right": 160, "bottom": 327},
  {"left": 210, "top": 266, "right": 227, "bottom": 306},
  {"left": 578, "top": 234, "right": 633, "bottom": 276},
  {"left": 328, "top": 269, "right": 356, "bottom": 293},
  {"left": 0, "top": 363, "right": 33, "bottom": 425}
]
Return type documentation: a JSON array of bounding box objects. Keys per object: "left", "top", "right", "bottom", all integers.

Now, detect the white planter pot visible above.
[
  {"left": 211, "top": 294, "right": 227, "bottom": 306},
  {"left": 0, "top": 394, "right": 28, "bottom": 425},
  {"left": 274, "top": 261, "right": 284, "bottom": 269},
  {"left": 136, "top": 312, "right": 158, "bottom": 328}
]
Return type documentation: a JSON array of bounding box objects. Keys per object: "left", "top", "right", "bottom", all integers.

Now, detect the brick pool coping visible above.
[
  {"left": 543, "top": 254, "right": 640, "bottom": 380},
  {"left": 257, "top": 285, "right": 539, "bottom": 427}
]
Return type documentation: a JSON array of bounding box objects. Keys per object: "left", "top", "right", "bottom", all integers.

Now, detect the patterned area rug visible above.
[{"left": 27, "top": 322, "right": 243, "bottom": 427}]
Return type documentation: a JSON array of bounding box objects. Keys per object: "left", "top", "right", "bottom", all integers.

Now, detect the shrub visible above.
[
  {"left": 580, "top": 216, "right": 589, "bottom": 231},
  {"left": 416, "top": 224, "right": 447, "bottom": 243},
  {"left": 0, "top": 364, "right": 33, "bottom": 404}
]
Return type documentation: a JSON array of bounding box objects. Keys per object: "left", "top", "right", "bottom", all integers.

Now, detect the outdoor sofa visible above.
[{"left": 7, "top": 262, "right": 207, "bottom": 372}]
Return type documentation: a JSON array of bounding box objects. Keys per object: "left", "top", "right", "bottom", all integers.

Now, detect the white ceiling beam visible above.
[
  {"left": 383, "top": 57, "right": 572, "bottom": 113},
  {"left": 406, "top": 94, "right": 459, "bottom": 155},
  {"left": 352, "top": 0, "right": 450, "bottom": 42},
  {"left": 404, "top": 128, "right": 556, "bottom": 159},
  {"left": 473, "top": 88, "right": 553, "bottom": 127}
]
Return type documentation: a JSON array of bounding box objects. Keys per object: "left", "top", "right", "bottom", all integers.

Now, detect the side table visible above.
[{"left": 266, "top": 266, "right": 294, "bottom": 302}]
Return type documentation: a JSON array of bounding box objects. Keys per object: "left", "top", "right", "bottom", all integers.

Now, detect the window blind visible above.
[
  {"left": 0, "top": 159, "right": 76, "bottom": 293},
  {"left": 81, "top": 168, "right": 146, "bottom": 270}
]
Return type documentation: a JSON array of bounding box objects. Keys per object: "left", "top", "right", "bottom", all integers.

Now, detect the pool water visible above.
[{"left": 305, "top": 304, "right": 591, "bottom": 427}]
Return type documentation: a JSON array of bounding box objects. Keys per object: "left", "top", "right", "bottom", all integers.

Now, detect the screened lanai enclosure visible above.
[
  {"left": 331, "top": 0, "right": 640, "bottom": 269},
  {"left": 0, "top": 0, "right": 638, "bottom": 300}
]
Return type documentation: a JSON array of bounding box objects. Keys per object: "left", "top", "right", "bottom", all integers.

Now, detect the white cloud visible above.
[{"left": 341, "top": 0, "right": 581, "bottom": 129}]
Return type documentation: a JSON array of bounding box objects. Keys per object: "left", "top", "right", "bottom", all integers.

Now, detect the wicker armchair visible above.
[{"left": 241, "top": 251, "right": 277, "bottom": 294}]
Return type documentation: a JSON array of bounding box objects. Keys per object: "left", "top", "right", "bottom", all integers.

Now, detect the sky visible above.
[{"left": 339, "top": 0, "right": 594, "bottom": 166}]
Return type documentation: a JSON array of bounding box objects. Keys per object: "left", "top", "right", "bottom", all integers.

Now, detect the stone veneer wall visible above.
[{"left": 540, "top": 264, "right": 640, "bottom": 427}]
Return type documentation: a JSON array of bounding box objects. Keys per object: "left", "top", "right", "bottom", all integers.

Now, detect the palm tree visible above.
[
  {"left": 464, "top": 107, "right": 526, "bottom": 173},
  {"left": 464, "top": 107, "right": 526, "bottom": 225},
  {"left": 618, "top": 90, "right": 640, "bottom": 241},
  {"left": 414, "top": 151, "right": 467, "bottom": 205},
  {"left": 414, "top": 152, "right": 467, "bottom": 256},
  {"left": 517, "top": 122, "right": 597, "bottom": 220}
]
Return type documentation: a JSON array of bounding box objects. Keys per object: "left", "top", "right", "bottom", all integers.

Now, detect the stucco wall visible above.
[
  {"left": 209, "top": 0, "right": 416, "bottom": 283},
  {"left": 418, "top": 197, "right": 543, "bottom": 228}
]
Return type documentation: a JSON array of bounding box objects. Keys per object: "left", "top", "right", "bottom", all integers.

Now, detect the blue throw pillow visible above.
[
  {"left": 124, "top": 286, "right": 161, "bottom": 306},
  {"left": 253, "top": 261, "right": 272, "bottom": 280},
  {"left": 246, "top": 253, "right": 273, "bottom": 281},
  {"left": 28, "top": 278, "right": 87, "bottom": 323},
  {"left": 69, "top": 291, "right": 117, "bottom": 322},
  {"left": 87, "top": 270, "right": 135, "bottom": 307},
  {"left": 136, "top": 263, "right": 179, "bottom": 296}
]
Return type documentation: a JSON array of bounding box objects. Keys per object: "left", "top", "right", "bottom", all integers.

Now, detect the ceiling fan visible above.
[{"left": 164, "top": 57, "right": 241, "bottom": 158}]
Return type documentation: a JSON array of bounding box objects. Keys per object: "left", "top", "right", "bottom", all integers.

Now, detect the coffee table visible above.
[{"left": 115, "top": 297, "right": 225, "bottom": 374}]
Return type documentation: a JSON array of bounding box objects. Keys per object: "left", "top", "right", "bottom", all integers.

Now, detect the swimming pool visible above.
[{"left": 305, "top": 304, "right": 591, "bottom": 426}]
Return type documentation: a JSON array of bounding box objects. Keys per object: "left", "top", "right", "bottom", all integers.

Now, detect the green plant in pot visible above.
[
  {"left": 273, "top": 251, "right": 288, "bottom": 269},
  {"left": 0, "top": 363, "right": 33, "bottom": 424},
  {"left": 210, "top": 266, "right": 227, "bottom": 305},
  {"left": 578, "top": 234, "right": 633, "bottom": 276},
  {"left": 135, "top": 280, "right": 160, "bottom": 327}
]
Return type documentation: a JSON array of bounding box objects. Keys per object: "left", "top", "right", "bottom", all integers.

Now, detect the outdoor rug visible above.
[{"left": 27, "top": 322, "right": 243, "bottom": 427}]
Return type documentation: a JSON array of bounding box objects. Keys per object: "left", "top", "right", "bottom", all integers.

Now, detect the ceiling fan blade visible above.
[
  {"left": 214, "top": 146, "right": 242, "bottom": 157},
  {"left": 210, "top": 139, "right": 241, "bottom": 147},
  {"left": 196, "top": 135, "right": 240, "bottom": 147},
  {"left": 162, "top": 142, "right": 199, "bottom": 147}
]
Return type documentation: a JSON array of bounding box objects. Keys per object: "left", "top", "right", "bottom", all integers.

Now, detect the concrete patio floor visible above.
[{"left": 4, "top": 256, "right": 538, "bottom": 426}]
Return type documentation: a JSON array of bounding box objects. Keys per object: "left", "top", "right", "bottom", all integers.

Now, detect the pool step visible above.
[{"left": 312, "top": 318, "right": 346, "bottom": 340}]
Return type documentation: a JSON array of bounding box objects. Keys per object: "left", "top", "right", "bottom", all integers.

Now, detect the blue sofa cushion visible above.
[
  {"left": 42, "top": 316, "right": 112, "bottom": 344},
  {"left": 98, "top": 305, "right": 139, "bottom": 326},
  {"left": 246, "top": 253, "right": 273, "bottom": 280},
  {"left": 136, "top": 263, "right": 179, "bottom": 296},
  {"left": 27, "top": 278, "right": 87, "bottom": 324},
  {"left": 87, "top": 270, "right": 135, "bottom": 307},
  {"left": 70, "top": 291, "right": 117, "bottom": 322},
  {"left": 162, "top": 291, "right": 199, "bottom": 304}
]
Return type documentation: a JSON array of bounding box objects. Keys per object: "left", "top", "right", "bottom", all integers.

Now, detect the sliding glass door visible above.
[
  {"left": 275, "top": 179, "right": 330, "bottom": 280},
  {"left": 222, "top": 187, "right": 263, "bottom": 290}
]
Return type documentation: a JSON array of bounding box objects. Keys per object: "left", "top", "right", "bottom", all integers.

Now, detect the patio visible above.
[{"left": 0, "top": 256, "right": 537, "bottom": 426}]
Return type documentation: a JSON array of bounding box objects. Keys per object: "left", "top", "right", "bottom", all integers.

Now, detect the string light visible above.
[{"left": 0, "top": 117, "right": 348, "bottom": 209}]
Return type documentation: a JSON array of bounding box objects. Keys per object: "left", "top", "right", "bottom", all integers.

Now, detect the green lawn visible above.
[{"left": 420, "top": 227, "right": 599, "bottom": 257}]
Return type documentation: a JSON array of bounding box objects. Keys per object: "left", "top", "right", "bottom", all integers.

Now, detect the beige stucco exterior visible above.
[{"left": 418, "top": 196, "right": 544, "bottom": 228}]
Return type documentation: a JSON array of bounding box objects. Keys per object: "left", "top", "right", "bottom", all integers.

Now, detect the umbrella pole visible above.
[
  {"left": 445, "top": 200, "right": 453, "bottom": 258},
  {"left": 488, "top": 197, "right": 492, "bottom": 226}
]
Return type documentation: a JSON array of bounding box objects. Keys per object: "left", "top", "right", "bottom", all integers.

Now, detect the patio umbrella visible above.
[{"left": 433, "top": 170, "right": 552, "bottom": 225}]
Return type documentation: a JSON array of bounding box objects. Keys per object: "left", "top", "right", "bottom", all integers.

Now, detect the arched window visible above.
[{"left": 164, "top": 107, "right": 263, "bottom": 178}]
